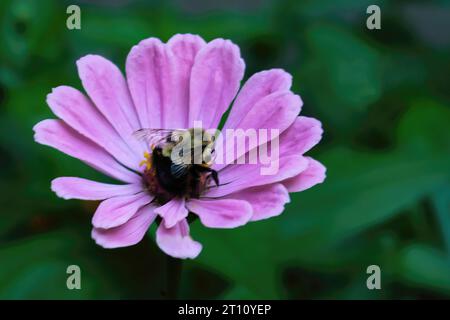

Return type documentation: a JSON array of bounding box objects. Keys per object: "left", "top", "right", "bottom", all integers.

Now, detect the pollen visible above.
[{"left": 139, "top": 151, "right": 152, "bottom": 170}]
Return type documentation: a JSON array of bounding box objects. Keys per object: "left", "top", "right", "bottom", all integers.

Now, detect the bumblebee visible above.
[{"left": 134, "top": 128, "right": 219, "bottom": 204}]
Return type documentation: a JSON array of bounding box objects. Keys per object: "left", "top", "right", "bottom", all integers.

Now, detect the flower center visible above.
[{"left": 140, "top": 147, "right": 217, "bottom": 205}]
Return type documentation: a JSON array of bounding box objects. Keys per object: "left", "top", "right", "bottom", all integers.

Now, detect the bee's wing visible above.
[
  {"left": 132, "top": 129, "right": 177, "bottom": 147},
  {"left": 169, "top": 140, "right": 191, "bottom": 178}
]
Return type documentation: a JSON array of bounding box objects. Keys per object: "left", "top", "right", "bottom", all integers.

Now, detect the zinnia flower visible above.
[{"left": 33, "top": 34, "right": 325, "bottom": 259}]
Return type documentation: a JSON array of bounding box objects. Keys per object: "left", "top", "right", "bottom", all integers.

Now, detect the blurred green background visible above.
[{"left": 1, "top": 0, "right": 450, "bottom": 299}]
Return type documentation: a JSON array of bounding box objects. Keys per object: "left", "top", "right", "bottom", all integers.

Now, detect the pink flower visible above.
[{"left": 33, "top": 34, "right": 325, "bottom": 259}]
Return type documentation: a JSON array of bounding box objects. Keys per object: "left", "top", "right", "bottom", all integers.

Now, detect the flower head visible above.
[{"left": 33, "top": 34, "right": 325, "bottom": 259}]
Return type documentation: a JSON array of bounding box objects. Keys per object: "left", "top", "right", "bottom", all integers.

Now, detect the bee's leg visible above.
[
  {"left": 210, "top": 169, "right": 219, "bottom": 187},
  {"left": 196, "top": 166, "right": 220, "bottom": 187}
]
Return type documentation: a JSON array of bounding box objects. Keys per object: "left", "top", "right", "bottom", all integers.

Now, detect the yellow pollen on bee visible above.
[{"left": 139, "top": 151, "right": 152, "bottom": 170}]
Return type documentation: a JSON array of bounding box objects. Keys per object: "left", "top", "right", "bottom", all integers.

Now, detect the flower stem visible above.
[{"left": 165, "top": 255, "right": 183, "bottom": 299}]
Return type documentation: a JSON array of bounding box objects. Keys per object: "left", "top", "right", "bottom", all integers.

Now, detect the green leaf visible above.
[
  {"left": 431, "top": 186, "right": 450, "bottom": 255},
  {"left": 395, "top": 244, "right": 450, "bottom": 294},
  {"left": 298, "top": 0, "right": 387, "bottom": 19},
  {"left": 193, "top": 220, "right": 280, "bottom": 298},
  {"left": 220, "top": 285, "right": 258, "bottom": 300},
  {"left": 0, "top": 231, "right": 118, "bottom": 299},
  {"left": 303, "top": 23, "right": 382, "bottom": 130},
  {"left": 398, "top": 99, "right": 450, "bottom": 154}
]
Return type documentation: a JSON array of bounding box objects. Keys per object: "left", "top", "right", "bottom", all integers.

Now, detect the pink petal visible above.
[
  {"left": 283, "top": 157, "right": 326, "bottom": 192},
  {"left": 188, "top": 39, "right": 245, "bottom": 128},
  {"left": 92, "top": 192, "right": 153, "bottom": 229},
  {"left": 76, "top": 55, "right": 143, "bottom": 154},
  {"left": 126, "top": 35, "right": 205, "bottom": 129},
  {"left": 33, "top": 119, "right": 140, "bottom": 184},
  {"left": 156, "top": 219, "right": 202, "bottom": 259},
  {"left": 126, "top": 38, "right": 170, "bottom": 129},
  {"left": 214, "top": 91, "right": 302, "bottom": 170},
  {"left": 92, "top": 203, "right": 157, "bottom": 248},
  {"left": 206, "top": 155, "right": 308, "bottom": 197},
  {"left": 279, "top": 116, "right": 323, "bottom": 156},
  {"left": 166, "top": 34, "right": 206, "bottom": 128},
  {"left": 226, "top": 183, "right": 290, "bottom": 221},
  {"left": 46, "top": 86, "right": 140, "bottom": 170},
  {"left": 223, "top": 69, "right": 292, "bottom": 130},
  {"left": 186, "top": 198, "right": 252, "bottom": 228},
  {"left": 51, "top": 177, "right": 142, "bottom": 200},
  {"left": 154, "top": 198, "right": 188, "bottom": 229}
]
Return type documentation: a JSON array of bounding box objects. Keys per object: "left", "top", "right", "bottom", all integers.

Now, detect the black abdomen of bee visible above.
[
  {"left": 152, "top": 147, "right": 189, "bottom": 197},
  {"left": 149, "top": 147, "right": 218, "bottom": 203}
]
